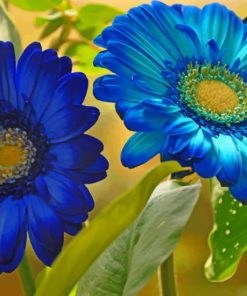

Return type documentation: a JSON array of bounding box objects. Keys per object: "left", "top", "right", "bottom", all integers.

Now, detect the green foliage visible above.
[
  {"left": 35, "top": 12, "right": 63, "bottom": 27},
  {"left": 0, "top": 0, "right": 21, "bottom": 56},
  {"left": 8, "top": 0, "right": 63, "bottom": 11},
  {"left": 65, "top": 43, "right": 106, "bottom": 74},
  {"left": 65, "top": 4, "right": 122, "bottom": 73},
  {"left": 36, "top": 10, "right": 76, "bottom": 42},
  {"left": 40, "top": 17, "right": 64, "bottom": 39},
  {"left": 205, "top": 182, "right": 247, "bottom": 282},
  {"left": 35, "top": 161, "right": 183, "bottom": 296},
  {"left": 32, "top": 4, "right": 122, "bottom": 73},
  {"left": 75, "top": 4, "right": 122, "bottom": 40},
  {"left": 76, "top": 180, "right": 201, "bottom": 296}
]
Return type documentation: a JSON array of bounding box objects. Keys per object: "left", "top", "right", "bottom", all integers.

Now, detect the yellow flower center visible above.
[
  {"left": 196, "top": 80, "right": 239, "bottom": 114},
  {"left": 0, "top": 145, "right": 24, "bottom": 167},
  {"left": 0, "top": 128, "right": 37, "bottom": 185}
]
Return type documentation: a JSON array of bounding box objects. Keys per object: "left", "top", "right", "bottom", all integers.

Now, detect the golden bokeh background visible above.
[{"left": 1, "top": 0, "right": 247, "bottom": 295}]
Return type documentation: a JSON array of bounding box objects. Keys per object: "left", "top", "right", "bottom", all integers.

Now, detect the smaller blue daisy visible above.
[
  {"left": 94, "top": 2, "right": 247, "bottom": 203},
  {"left": 0, "top": 41, "right": 108, "bottom": 272}
]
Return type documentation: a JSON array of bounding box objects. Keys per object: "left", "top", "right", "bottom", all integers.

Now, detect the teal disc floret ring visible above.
[{"left": 93, "top": 2, "right": 247, "bottom": 202}]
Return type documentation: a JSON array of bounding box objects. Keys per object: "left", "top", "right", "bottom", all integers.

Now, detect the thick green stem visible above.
[
  {"left": 159, "top": 253, "right": 177, "bottom": 296},
  {"left": 18, "top": 253, "right": 35, "bottom": 296}
]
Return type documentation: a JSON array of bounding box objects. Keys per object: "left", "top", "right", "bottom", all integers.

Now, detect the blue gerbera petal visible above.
[
  {"left": 151, "top": 2, "right": 197, "bottom": 58},
  {"left": 0, "top": 42, "right": 17, "bottom": 108},
  {"left": 27, "top": 194, "right": 64, "bottom": 266},
  {"left": 94, "top": 74, "right": 162, "bottom": 103},
  {"left": 185, "top": 128, "right": 212, "bottom": 159},
  {"left": 43, "top": 172, "right": 88, "bottom": 217},
  {"left": 200, "top": 3, "right": 245, "bottom": 65},
  {"left": 180, "top": 5, "right": 201, "bottom": 34},
  {"left": 17, "top": 43, "right": 72, "bottom": 119},
  {"left": 52, "top": 154, "right": 109, "bottom": 185},
  {"left": 80, "top": 185, "right": 95, "bottom": 211},
  {"left": 112, "top": 10, "right": 180, "bottom": 62},
  {"left": 214, "top": 135, "right": 242, "bottom": 185},
  {"left": 121, "top": 132, "right": 167, "bottom": 168},
  {"left": 175, "top": 24, "right": 203, "bottom": 57},
  {"left": 193, "top": 149, "right": 222, "bottom": 178},
  {"left": 63, "top": 221, "right": 84, "bottom": 236},
  {"left": 124, "top": 103, "right": 167, "bottom": 131},
  {"left": 166, "top": 134, "right": 190, "bottom": 155},
  {"left": 76, "top": 155, "right": 109, "bottom": 184},
  {"left": 106, "top": 40, "right": 165, "bottom": 80},
  {"left": 40, "top": 72, "right": 88, "bottom": 121},
  {"left": 200, "top": 3, "right": 229, "bottom": 49},
  {"left": 163, "top": 115, "right": 198, "bottom": 135},
  {"left": 43, "top": 105, "right": 99, "bottom": 143},
  {"left": 0, "top": 198, "right": 27, "bottom": 273},
  {"left": 49, "top": 135, "right": 103, "bottom": 170},
  {"left": 230, "top": 172, "right": 247, "bottom": 204}
]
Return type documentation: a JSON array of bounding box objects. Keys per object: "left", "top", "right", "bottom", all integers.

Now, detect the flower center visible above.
[
  {"left": 0, "top": 145, "right": 24, "bottom": 167},
  {"left": 0, "top": 128, "right": 37, "bottom": 185},
  {"left": 178, "top": 62, "right": 247, "bottom": 126},
  {"left": 196, "top": 80, "right": 239, "bottom": 114}
]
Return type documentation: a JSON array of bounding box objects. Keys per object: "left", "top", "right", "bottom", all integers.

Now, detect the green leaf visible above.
[
  {"left": 0, "top": 0, "right": 21, "bottom": 56},
  {"left": 35, "top": 161, "right": 184, "bottom": 296},
  {"left": 35, "top": 12, "right": 63, "bottom": 27},
  {"left": 205, "top": 182, "right": 247, "bottom": 282},
  {"left": 8, "top": 0, "right": 62, "bottom": 11},
  {"left": 75, "top": 4, "right": 122, "bottom": 40},
  {"left": 39, "top": 17, "right": 64, "bottom": 39},
  {"left": 76, "top": 180, "right": 201, "bottom": 296},
  {"left": 65, "top": 43, "right": 105, "bottom": 74}
]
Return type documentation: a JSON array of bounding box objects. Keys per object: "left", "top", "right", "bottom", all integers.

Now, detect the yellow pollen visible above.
[
  {"left": 0, "top": 145, "right": 24, "bottom": 167},
  {"left": 196, "top": 80, "right": 239, "bottom": 114}
]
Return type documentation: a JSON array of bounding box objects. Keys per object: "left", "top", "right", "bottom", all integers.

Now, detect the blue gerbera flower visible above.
[
  {"left": 94, "top": 2, "right": 247, "bottom": 203},
  {"left": 0, "top": 41, "right": 108, "bottom": 272}
]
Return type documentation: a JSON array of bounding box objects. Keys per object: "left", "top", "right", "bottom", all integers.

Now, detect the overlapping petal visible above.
[
  {"left": 27, "top": 194, "right": 64, "bottom": 266},
  {"left": 0, "top": 198, "right": 27, "bottom": 273}
]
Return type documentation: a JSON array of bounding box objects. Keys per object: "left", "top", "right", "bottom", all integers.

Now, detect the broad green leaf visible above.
[
  {"left": 35, "top": 267, "right": 50, "bottom": 287},
  {"left": 205, "top": 182, "right": 247, "bottom": 282},
  {"left": 40, "top": 17, "right": 64, "bottom": 39},
  {"left": 76, "top": 180, "right": 201, "bottom": 296},
  {"left": 65, "top": 43, "right": 106, "bottom": 74},
  {"left": 35, "top": 12, "right": 63, "bottom": 27},
  {"left": 8, "top": 0, "right": 62, "bottom": 11},
  {"left": 0, "top": 0, "right": 21, "bottom": 56},
  {"left": 75, "top": 4, "right": 122, "bottom": 40},
  {"left": 35, "top": 161, "right": 183, "bottom": 296},
  {"left": 68, "top": 285, "right": 77, "bottom": 296}
]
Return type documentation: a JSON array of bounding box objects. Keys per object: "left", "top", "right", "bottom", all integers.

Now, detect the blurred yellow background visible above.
[{"left": 1, "top": 0, "right": 247, "bottom": 295}]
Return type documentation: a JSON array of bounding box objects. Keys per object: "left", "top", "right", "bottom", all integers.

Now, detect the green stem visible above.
[
  {"left": 50, "top": 23, "right": 71, "bottom": 51},
  {"left": 209, "top": 178, "right": 214, "bottom": 196},
  {"left": 159, "top": 253, "right": 177, "bottom": 296},
  {"left": 18, "top": 253, "right": 35, "bottom": 296}
]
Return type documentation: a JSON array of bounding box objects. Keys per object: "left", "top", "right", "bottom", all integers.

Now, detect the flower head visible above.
[
  {"left": 0, "top": 42, "right": 108, "bottom": 272},
  {"left": 94, "top": 2, "right": 247, "bottom": 203}
]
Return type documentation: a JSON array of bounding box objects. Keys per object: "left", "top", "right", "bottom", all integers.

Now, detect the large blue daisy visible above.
[
  {"left": 0, "top": 41, "right": 108, "bottom": 272},
  {"left": 94, "top": 2, "right": 247, "bottom": 202}
]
